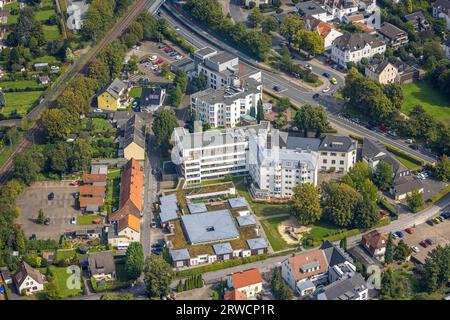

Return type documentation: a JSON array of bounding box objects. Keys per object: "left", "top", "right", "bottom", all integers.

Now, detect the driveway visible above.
[
  {"left": 16, "top": 181, "right": 86, "bottom": 240},
  {"left": 229, "top": 0, "right": 247, "bottom": 23}
]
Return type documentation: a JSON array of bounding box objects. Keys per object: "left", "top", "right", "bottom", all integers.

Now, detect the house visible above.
[
  {"left": 108, "top": 214, "right": 140, "bottom": 248},
  {"left": 79, "top": 185, "right": 106, "bottom": 198},
  {"left": 226, "top": 268, "right": 263, "bottom": 300},
  {"left": 316, "top": 273, "right": 368, "bottom": 300},
  {"left": 296, "top": 1, "right": 329, "bottom": 22},
  {"left": 361, "top": 139, "right": 423, "bottom": 200},
  {"left": 307, "top": 17, "right": 343, "bottom": 49},
  {"left": 378, "top": 22, "right": 408, "bottom": 48},
  {"left": 123, "top": 114, "right": 146, "bottom": 161},
  {"left": 331, "top": 33, "right": 386, "bottom": 68},
  {"left": 243, "top": 0, "right": 269, "bottom": 7},
  {"left": 66, "top": 0, "right": 89, "bottom": 33},
  {"left": 445, "top": 38, "right": 450, "bottom": 59},
  {"left": 224, "top": 289, "right": 247, "bottom": 300},
  {"left": 247, "top": 238, "right": 269, "bottom": 255},
  {"left": 0, "top": 10, "right": 10, "bottom": 24},
  {"left": 38, "top": 75, "right": 51, "bottom": 85},
  {"left": 213, "top": 243, "right": 234, "bottom": 261},
  {"left": 87, "top": 251, "right": 116, "bottom": 281},
  {"left": 432, "top": 0, "right": 450, "bottom": 31},
  {"left": 365, "top": 59, "right": 399, "bottom": 84},
  {"left": 393, "top": 59, "right": 421, "bottom": 84},
  {"left": 13, "top": 262, "right": 46, "bottom": 295},
  {"left": 97, "top": 78, "right": 129, "bottom": 111},
  {"left": 82, "top": 173, "right": 107, "bottom": 187},
  {"left": 404, "top": 11, "right": 431, "bottom": 32},
  {"left": 108, "top": 158, "right": 143, "bottom": 221},
  {"left": 140, "top": 87, "right": 165, "bottom": 113},
  {"left": 316, "top": 0, "right": 359, "bottom": 22},
  {"left": 361, "top": 230, "right": 388, "bottom": 261},
  {"left": 79, "top": 197, "right": 104, "bottom": 213},
  {"left": 317, "top": 135, "right": 357, "bottom": 172},
  {"left": 159, "top": 193, "right": 179, "bottom": 227}
]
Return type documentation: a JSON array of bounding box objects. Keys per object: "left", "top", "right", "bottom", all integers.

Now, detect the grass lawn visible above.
[
  {"left": 260, "top": 217, "right": 298, "bottom": 252},
  {"left": 2, "top": 91, "right": 43, "bottom": 117},
  {"left": 105, "top": 169, "right": 121, "bottom": 214},
  {"left": 394, "top": 155, "right": 421, "bottom": 171},
  {"left": 30, "top": 55, "right": 60, "bottom": 65},
  {"left": 76, "top": 214, "right": 104, "bottom": 225},
  {"left": 0, "top": 80, "right": 45, "bottom": 90},
  {"left": 7, "top": 15, "right": 18, "bottom": 25},
  {"left": 44, "top": 266, "right": 83, "bottom": 298},
  {"left": 43, "top": 25, "right": 61, "bottom": 41},
  {"left": 129, "top": 87, "right": 142, "bottom": 98},
  {"left": 401, "top": 81, "right": 450, "bottom": 124},
  {"left": 0, "top": 131, "right": 24, "bottom": 167},
  {"left": 81, "top": 118, "right": 115, "bottom": 134},
  {"left": 35, "top": 10, "right": 56, "bottom": 21}
]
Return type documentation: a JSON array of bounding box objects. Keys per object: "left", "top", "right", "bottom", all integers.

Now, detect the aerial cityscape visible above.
[{"left": 0, "top": 0, "right": 450, "bottom": 306}]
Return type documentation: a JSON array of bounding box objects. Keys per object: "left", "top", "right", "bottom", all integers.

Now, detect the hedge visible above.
[
  {"left": 426, "top": 185, "right": 450, "bottom": 204},
  {"left": 349, "top": 134, "right": 364, "bottom": 143},
  {"left": 175, "top": 254, "right": 268, "bottom": 278},
  {"left": 378, "top": 197, "right": 398, "bottom": 216},
  {"left": 384, "top": 144, "right": 424, "bottom": 166}
]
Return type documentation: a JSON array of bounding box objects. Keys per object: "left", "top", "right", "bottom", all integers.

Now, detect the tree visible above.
[
  {"left": 280, "top": 14, "right": 305, "bottom": 46},
  {"left": 271, "top": 267, "right": 292, "bottom": 300},
  {"left": 294, "top": 104, "right": 329, "bottom": 137},
  {"left": 50, "top": 142, "right": 71, "bottom": 174},
  {"left": 191, "top": 71, "right": 208, "bottom": 92},
  {"left": 262, "top": 16, "right": 278, "bottom": 33},
  {"left": 340, "top": 237, "right": 347, "bottom": 251},
  {"left": 42, "top": 108, "right": 77, "bottom": 141},
  {"left": 422, "top": 245, "right": 450, "bottom": 292},
  {"left": 125, "top": 242, "right": 144, "bottom": 281},
  {"left": 248, "top": 8, "right": 263, "bottom": 28},
  {"left": 291, "top": 183, "right": 322, "bottom": 225},
  {"left": 321, "top": 181, "right": 362, "bottom": 227},
  {"left": 13, "top": 152, "right": 37, "bottom": 185},
  {"left": 345, "top": 161, "right": 372, "bottom": 190},
  {"left": 394, "top": 239, "right": 411, "bottom": 262},
  {"left": 70, "top": 139, "right": 93, "bottom": 172},
  {"left": 294, "top": 30, "right": 324, "bottom": 57},
  {"left": 38, "top": 209, "right": 46, "bottom": 225},
  {"left": 44, "top": 280, "right": 60, "bottom": 300},
  {"left": 435, "top": 155, "right": 450, "bottom": 182},
  {"left": 0, "top": 90, "right": 5, "bottom": 107},
  {"left": 353, "top": 196, "right": 379, "bottom": 229},
  {"left": 385, "top": 233, "right": 394, "bottom": 264},
  {"left": 373, "top": 161, "right": 394, "bottom": 190},
  {"left": 152, "top": 108, "right": 178, "bottom": 152},
  {"left": 256, "top": 99, "right": 264, "bottom": 122},
  {"left": 177, "top": 280, "right": 183, "bottom": 292},
  {"left": 406, "top": 188, "right": 424, "bottom": 213},
  {"left": 278, "top": 45, "right": 293, "bottom": 72},
  {"left": 143, "top": 255, "right": 174, "bottom": 298},
  {"left": 359, "top": 178, "right": 378, "bottom": 203}
]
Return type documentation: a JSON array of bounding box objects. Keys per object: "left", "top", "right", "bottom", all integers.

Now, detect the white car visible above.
[
  {"left": 151, "top": 65, "right": 158, "bottom": 71},
  {"left": 411, "top": 246, "right": 420, "bottom": 253},
  {"left": 175, "top": 55, "right": 183, "bottom": 60},
  {"left": 70, "top": 217, "right": 76, "bottom": 225},
  {"left": 150, "top": 55, "right": 157, "bottom": 61},
  {"left": 305, "top": 64, "right": 312, "bottom": 70},
  {"left": 93, "top": 108, "right": 103, "bottom": 113},
  {"left": 392, "top": 233, "right": 399, "bottom": 239},
  {"left": 322, "top": 87, "right": 330, "bottom": 93}
]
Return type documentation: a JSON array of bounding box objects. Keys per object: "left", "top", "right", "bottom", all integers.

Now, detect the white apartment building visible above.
[
  {"left": 248, "top": 131, "right": 319, "bottom": 200},
  {"left": 190, "top": 79, "right": 262, "bottom": 128},
  {"left": 318, "top": 0, "right": 359, "bottom": 21},
  {"left": 318, "top": 136, "right": 357, "bottom": 172},
  {"left": 331, "top": 33, "right": 386, "bottom": 68},
  {"left": 195, "top": 49, "right": 261, "bottom": 90}
]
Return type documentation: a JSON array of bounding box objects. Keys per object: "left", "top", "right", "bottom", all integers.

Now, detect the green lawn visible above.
[
  {"left": 55, "top": 249, "right": 86, "bottom": 261},
  {"left": 77, "top": 214, "right": 104, "bottom": 225},
  {"left": 2, "top": 91, "right": 43, "bottom": 117},
  {"left": 394, "top": 155, "right": 421, "bottom": 171},
  {"left": 260, "top": 217, "right": 298, "bottom": 252},
  {"left": 105, "top": 169, "right": 121, "bottom": 214},
  {"left": 30, "top": 55, "right": 60, "bottom": 65},
  {"left": 0, "top": 80, "right": 45, "bottom": 90},
  {"left": 43, "top": 25, "right": 61, "bottom": 41},
  {"left": 401, "top": 81, "right": 450, "bottom": 124},
  {"left": 81, "top": 118, "right": 115, "bottom": 134},
  {"left": 129, "top": 87, "right": 142, "bottom": 98},
  {"left": 43, "top": 266, "right": 83, "bottom": 298},
  {"left": 36, "top": 10, "right": 56, "bottom": 21}
]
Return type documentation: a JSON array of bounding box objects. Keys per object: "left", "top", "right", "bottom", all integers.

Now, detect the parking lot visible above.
[
  {"left": 393, "top": 213, "right": 450, "bottom": 264},
  {"left": 16, "top": 181, "right": 86, "bottom": 240}
]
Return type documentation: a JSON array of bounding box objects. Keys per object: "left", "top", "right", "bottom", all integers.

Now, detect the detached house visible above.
[
  {"left": 307, "top": 17, "right": 343, "bottom": 49},
  {"left": 97, "top": 79, "right": 129, "bottom": 111},
  {"left": 432, "top": 0, "right": 450, "bottom": 31},
  {"left": 88, "top": 251, "right": 116, "bottom": 282},
  {"left": 365, "top": 59, "right": 399, "bottom": 84},
  {"left": 140, "top": 87, "right": 165, "bottom": 113},
  {"left": 226, "top": 268, "right": 263, "bottom": 300},
  {"left": 13, "top": 262, "right": 46, "bottom": 295},
  {"left": 361, "top": 230, "right": 388, "bottom": 262},
  {"left": 378, "top": 22, "right": 408, "bottom": 48}
]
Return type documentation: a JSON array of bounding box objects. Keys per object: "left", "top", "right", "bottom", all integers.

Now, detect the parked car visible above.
[
  {"left": 438, "top": 215, "right": 445, "bottom": 222},
  {"left": 149, "top": 55, "right": 157, "bottom": 61},
  {"left": 405, "top": 228, "right": 414, "bottom": 234},
  {"left": 442, "top": 212, "right": 450, "bottom": 219},
  {"left": 322, "top": 72, "right": 330, "bottom": 78},
  {"left": 70, "top": 217, "right": 76, "bottom": 225},
  {"left": 419, "top": 240, "right": 429, "bottom": 248},
  {"left": 312, "top": 93, "right": 319, "bottom": 99},
  {"left": 152, "top": 242, "right": 163, "bottom": 249},
  {"left": 273, "top": 85, "right": 280, "bottom": 92},
  {"left": 425, "top": 239, "right": 433, "bottom": 246},
  {"left": 150, "top": 221, "right": 157, "bottom": 228},
  {"left": 405, "top": 139, "right": 413, "bottom": 144},
  {"left": 152, "top": 248, "right": 162, "bottom": 255},
  {"left": 409, "top": 144, "right": 419, "bottom": 150},
  {"left": 330, "top": 77, "right": 337, "bottom": 85},
  {"left": 394, "top": 231, "right": 404, "bottom": 238},
  {"left": 432, "top": 217, "right": 441, "bottom": 224},
  {"left": 156, "top": 59, "right": 164, "bottom": 65},
  {"left": 48, "top": 192, "right": 55, "bottom": 200},
  {"left": 44, "top": 218, "right": 50, "bottom": 225},
  {"left": 305, "top": 64, "right": 312, "bottom": 70},
  {"left": 158, "top": 44, "right": 165, "bottom": 49},
  {"left": 175, "top": 55, "right": 183, "bottom": 60},
  {"left": 411, "top": 245, "right": 420, "bottom": 253},
  {"left": 426, "top": 219, "right": 435, "bottom": 226},
  {"left": 322, "top": 86, "right": 330, "bottom": 93}
]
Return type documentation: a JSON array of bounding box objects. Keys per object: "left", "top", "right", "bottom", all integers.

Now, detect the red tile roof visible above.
[
  {"left": 118, "top": 214, "right": 140, "bottom": 233},
  {"left": 362, "top": 230, "right": 387, "bottom": 252},
  {"left": 79, "top": 185, "right": 105, "bottom": 196},
  {"left": 224, "top": 289, "right": 247, "bottom": 300},
  {"left": 79, "top": 197, "right": 104, "bottom": 207},
  {"left": 82, "top": 173, "right": 107, "bottom": 184},
  {"left": 287, "top": 249, "right": 329, "bottom": 282},
  {"left": 230, "top": 268, "right": 263, "bottom": 289}
]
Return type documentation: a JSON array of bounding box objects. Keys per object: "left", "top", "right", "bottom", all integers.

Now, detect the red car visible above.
[
  {"left": 419, "top": 240, "right": 429, "bottom": 248},
  {"left": 405, "top": 228, "right": 413, "bottom": 234},
  {"left": 156, "top": 59, "right": 164, "bottom": 65},
  {"left": 163, "top": 47, "right": 172, "bottom": 53}
]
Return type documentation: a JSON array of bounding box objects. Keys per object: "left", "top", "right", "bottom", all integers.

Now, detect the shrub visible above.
[{"left": 384, "top": 145, "right": 424, "bottom": 166}]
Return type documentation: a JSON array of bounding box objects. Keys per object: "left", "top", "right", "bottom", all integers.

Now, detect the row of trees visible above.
[{"left": 184, "top": 0, "right": 272, "bottom": 60}]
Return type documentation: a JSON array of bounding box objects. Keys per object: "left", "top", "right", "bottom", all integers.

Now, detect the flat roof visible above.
[
  {"left": 160, "top": 194, "right": 177, "bottom": 206},
  {"left": 247, "top": 238, "right": 268, "bottom": 250},
  {"left": 170, "top": 248, "right": 190, "bottom": 261},
  {"left": 160, "top": 208, "right": 178, "bottom": 223},
  {"left": 228, "top": 197, "right": 249, "bottom": 209},
  {"left": 213, "top": 242, "right": 233, "bottom": 255},
  {"left": 236, "top": 215, "right": 256, "bottom": 227},
  {"left": 188, "top": 203, "right": 208, "bottom": 214},
  {"left": 181, "top": 210, "right": 239, "bottom": 244}
]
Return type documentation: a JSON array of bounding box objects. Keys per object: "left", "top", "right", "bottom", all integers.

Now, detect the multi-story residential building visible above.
[
  {"left": 361, "top": 230, "right": 388, "bottom": 262},
  {"left": 317, "top": 136, "right": 357, "bottom": 172},
  {"left": 365, "top": 59, "right": 399, "bottom": 84},
  {"left": 190, "top": 79, "right": 262, "bottom": 128},
  {"left": 331, "top": 33, "right": 386, "bottom": 68},
  {"left": 97, "top": 79, "right": 129, "bottom": 111},
  {"left": 318, "top": 0, "right": 359, "bottom": 22},
  {"left": 378, "top": 22, "right": 408, "bottom": 48},
  {"left": 195, "top": 49, "right": 261, "bottom": 90},
  {"left": 13, "top": 262, "right": 46, "bottom": 295},
  {"left": 307, "top": 17, "right": 343, "bottom": 49},
  {"left": 226, "top": 268, "right": 263, "bottom": 300},
  {"left": 248, "top": 130, "right": 319, "bottom": 200},
  {"left": 432, "top": 0, "right": 450, "bottom": 31}
]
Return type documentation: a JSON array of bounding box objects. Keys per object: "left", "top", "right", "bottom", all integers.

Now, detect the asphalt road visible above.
[{"left": 160, "top": 4, "right": 437, "bottom": 164}]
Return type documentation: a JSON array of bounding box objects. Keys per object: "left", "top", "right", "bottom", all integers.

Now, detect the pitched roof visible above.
[
  {"left": 362, "top": 230, "right": 387, "bottom": 250},
  {"left": 140, "top": 87, "right": 164, "bottom": 109},
  {"left": 362, "top": 139, "right": 407, "bottom": 174},
  {"left": 230, "top": 268, "right": 263, "bottom": 289},
  {"left": 365, "top": 59, "right": 395, "bottom": 75},
  {"left": 320, "top": 241, "right": 353, "bottom": 267},
  {"left": 105, "top": 79, "right": 127, "bottom": 99},
  {"left": 124, "top": 114, "right": 146, "bottom": 150},
  {"left": 319, "top": 136, "right": 357, "bottom": 152},
  {"left": 224, "top": 289, "right": 247, "bottom": 300},
  {"left": 108, "top": 158, "right": 143, "bottom": 221},
  {"left": 79, "top": 185, "right": 105, "bottom": 196},
  {"left": 318, "top": 273, "right": 366, "bottom": 300},
  {"left": 118, "top": 214, "right": 140, "bottom": 233},
  {"left": 79, "top": 197, "right": 104, "bottom": 207},
  {"left": 432, "top": 0, "right": 450, "bottom": 10},
  {"left": 159, "top": 207, "right": 178, "bottom": 223},
  {"left": 392, "top": 175, "right": 423, "bottom": 195},
  {"left": 13, "top": 262, "right": 45, "bottom": 287},
  {"left": 286, "top": 249, "right": 329, "bottom": 281},
  {"left": 88, "top": 251, "right": 116, "bottom": 276},
  {"left": 82, "top": 173, "right": 107, "bottom": 184},
  {"left": 378, "top": 22, "right": 407, "bottom": 40},
  {"left": 333, "top": 33, "right": 385, "bottom": 52}
]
